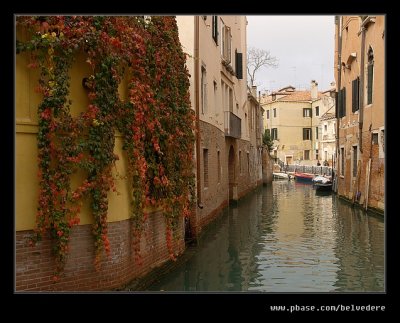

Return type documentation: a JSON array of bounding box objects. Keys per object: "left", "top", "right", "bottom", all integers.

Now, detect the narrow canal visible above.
[{"left": 145, "top": 181, "right": 385, "bottom": 292}]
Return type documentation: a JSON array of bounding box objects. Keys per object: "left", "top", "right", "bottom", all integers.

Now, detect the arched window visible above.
[{"left": 367, "top": 46, "right": 374, "bottom": 104}]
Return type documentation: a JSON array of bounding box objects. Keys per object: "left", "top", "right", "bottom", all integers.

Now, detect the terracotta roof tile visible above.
[
  {"left": 277, "top": 91, "right": 323, "bottom": 102},
  {"left": 260, "top": 90, "right": 325, "bottom": 105}
]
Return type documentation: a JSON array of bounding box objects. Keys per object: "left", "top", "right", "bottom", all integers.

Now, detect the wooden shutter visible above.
[
  {"left": 338, "top": 87, "right": 346, "bottom": 118},
  {"left": 235, "top": 51, "right": 243, "bottom": 79},
  {"left": 212, "top": 16, "right": 218, "bottom": 44},
  {"left": 342, "top": 87, "right": 346, "bottom": 117},
  {"left": 367, "top": 64, "right": 373, "bottom": 104},
  {"left": 352, "top": 77, "right": 359, "bottom": 113}
]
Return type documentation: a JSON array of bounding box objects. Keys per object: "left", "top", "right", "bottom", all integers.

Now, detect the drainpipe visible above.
[
  {"left": 335, "top": 16, "right": 342, "bottom": 193},
  {"left": 194, "top": 16, "right": 202, "bottom": 208},
  {"left": 358, "top": 22, "right": 366, "bottom": 153}
]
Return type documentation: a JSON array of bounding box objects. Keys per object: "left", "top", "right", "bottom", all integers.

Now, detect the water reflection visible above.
[{"left": 146, "top": 181, "right": 384, "bottom": 292}]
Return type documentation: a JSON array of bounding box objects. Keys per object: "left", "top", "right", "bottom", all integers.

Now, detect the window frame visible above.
[
  {"left": 303, "top": 108, "right": 312, "bottom": 117},
  {"left": 212, "top": 16, "right": 218, "bottom": 45},
  {"left": 303, "top": 128, "right": 312, "bottom": 140}
]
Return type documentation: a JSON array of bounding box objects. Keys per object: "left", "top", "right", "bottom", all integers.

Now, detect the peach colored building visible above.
[
  {"left": 334, "top": 16, "right": 384, "bottom": 213},
  {"left": 176, "top": 16, "right": 264, "bottom": 237}
]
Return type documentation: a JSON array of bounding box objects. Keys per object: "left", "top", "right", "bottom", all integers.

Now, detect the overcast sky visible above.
[{"left": 246, "top": 15, "right": 335, "bottom": 94}]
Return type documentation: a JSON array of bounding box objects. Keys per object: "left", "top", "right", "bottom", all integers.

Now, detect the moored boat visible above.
[
  {"left": 312, "top": 175, "right": 333, "bottom": 191},
  {"left": 294, "top": 172, "right": 314, "bottom": 183},
  {"left": 273, "top": 172, "right": 293, "bottom": 180}
]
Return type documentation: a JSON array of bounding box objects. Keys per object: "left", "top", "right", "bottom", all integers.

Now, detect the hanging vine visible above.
[{"left": 16, "top": 16, "right": 195, "bottom": 278}]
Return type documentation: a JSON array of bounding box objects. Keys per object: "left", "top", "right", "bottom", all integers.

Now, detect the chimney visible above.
[
  {"left": 311, "top": 80, "right": 318, "bottom": 100},
  {"left": 251, "top": 85, "right": 257, "bottom": 97}
]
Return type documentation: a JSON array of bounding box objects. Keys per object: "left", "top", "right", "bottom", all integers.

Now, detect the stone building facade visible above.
[
  {"left": 176, "top": 16, "right": 264, "bottom": 236},
  {"left": 334, "top": 15, "right": 384, "bottom": 213}
]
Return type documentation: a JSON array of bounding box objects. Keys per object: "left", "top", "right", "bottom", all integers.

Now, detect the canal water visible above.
[{"left": 146, "top": 181, "right": 384, "bottom": 292}]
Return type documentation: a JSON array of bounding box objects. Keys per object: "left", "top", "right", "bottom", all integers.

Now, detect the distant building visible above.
[
  {"left": 177, "top": 16, "right": 264, "bottom": 237},
  {"left": 319, "top": 112, "right": 336, "bottom": 167},
  {"left": 334, "top": 16, "right": 384, "bottom": 213},
  {"left": 260, "top": 81, "right": 335, "bottom": 166}
]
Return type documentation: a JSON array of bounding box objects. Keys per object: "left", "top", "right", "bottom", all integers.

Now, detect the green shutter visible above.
[
  {"left": 336, "top": 91, "right": 339, "bottom": 118},
  {"left": 368, "top": 64, "right": 373, "bottom": 104},
  {"left": 352, "top": 77, "right": 359, "bottom": 113},
  {"left": 212, "top": 16, "right": 218, "bottom": 44},
  {"left": 236, "top": 52, "right": 243, "bottom": 79},
  {"left": 342, "top": 87, "right": 346, "bottom": 117}
]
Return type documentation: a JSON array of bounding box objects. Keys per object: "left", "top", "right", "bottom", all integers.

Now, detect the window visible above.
[
  {"left": 303, "top": 128, "right": 312, "bottom": 140},
  {"left": 273, "top": 108, "right": 276, "bottom": 117},
  {"left": 249, "top": 106, "right": 253, "bottom": 130},
  {"left": 315, "top": 127, "right": 319, "bottom": 139},
  {"left": 266, "top": 110, "right": 269, "bottom": 119},
  {"left": 239, "top": 150, "right": 242, "bottom": 174},
  {"left": 201, "top": 66, "right": 207, "bottom": 114},
  {"left": 221, "top": 23, "right": 232, "bottom": 63},
  {"left": 315, "top": 106, "right": 319, "bottom": 116},
  {"left": 220, "top": 19, "right": 224, "bottom": 57},
  {"left": 213, "top": 81, "right": 218, "bottom": 115},
  {"left": 372, "top": 132, "right": 379, "bottom": 144},
  {"left": 221, "top": 80, "right": 225, "bottom": 111},
  {"left": 271, "top": 128, "right": 278, "bottom": 140},
  {"left": 337, "top": 87, "right": 346, "bottom": 118},
  {"left": 247, "top": 152, "right": 250, "bottom": 175},
  {"left": 217, "top": 150, "right": 221, "bottom": 183},
  {"left": 352, "top": 77, "right": 360, "bottom": 112},
  {"left": 203, "top": 149, "right": 209, "bottom": 188},
  {"left": 304, "top": 150, "right": 310, "bottom": 160},
  {"left": 324, "top": 124, "right": 327, "bottom": 132},
  {"left": 235, "top": 50, "right": 243, "bottom": 79},
  {"left": 353, "top": 146, "right": 358, "bottom": 177},
  {"left": 229, "top": 88, "right": 233, "bottom": 112},
  {"left": 303, "top": 108, "right": 312, "bottom": 117},
  {"left": 367, "top": 47, "right": 374, "bottom": 104},
  {"left": 245, "top": 113, "right": 248, "bottom": 136},
  {"left": 315, "top": 149, "right": 319, "bottom": 160},
  {"left": 379, "top": 128, "right": 384, "bottom": 158},
  {"left": 221, "top": 80, "right": 233, "bottom": 112},
  {"left": 340, "top": 147, "right": 345, "bottom": 176},
  {"left": 212, "top": 16, "right": 218, "bottom": 44}
]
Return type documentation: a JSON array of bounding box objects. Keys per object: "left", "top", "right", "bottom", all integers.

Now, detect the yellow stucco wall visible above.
[
  {"left": 16, "top": 32, "right": 137, "bottom": 231},
  {"left": 262, "top": 100, "right": 319, "bottom": 162}
]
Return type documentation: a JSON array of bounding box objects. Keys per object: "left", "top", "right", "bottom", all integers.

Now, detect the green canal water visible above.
[{"left": 145, "top": 181, "right": 385, "bottom": 292}]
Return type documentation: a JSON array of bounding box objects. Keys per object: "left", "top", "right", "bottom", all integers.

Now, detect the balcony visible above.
[{"left": 224, "top": 111, "right": 241, "bottom": 139}]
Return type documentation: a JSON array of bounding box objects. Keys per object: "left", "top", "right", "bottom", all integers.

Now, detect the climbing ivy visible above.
[{"left": 17, "top": 16, "right": 195, "bottom": 279}]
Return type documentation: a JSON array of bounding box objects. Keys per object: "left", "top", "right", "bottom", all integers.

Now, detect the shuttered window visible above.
[
  {"left": 338, "top": 87, "right": 346, "bottom": 118},
  {"left": 235, "top": 51, "right": 243, "bottom": 79},
  {"left": 367, "top": 63, "right": 374, "bottom": 104},
  {"left": 303, "top": 108, "right": 312, "bottom": 117},
  {"left": 212, "top": 16, "right": 218, "bottom": 44},
  {"left": 303, "top": 128, "right": 312, "bottom": 140},
  {"left": 271, "top": 128, "right": 278, "bottom": 140},
  {"left": 352, "top": 77, "right": 359, "bottom": 112}
]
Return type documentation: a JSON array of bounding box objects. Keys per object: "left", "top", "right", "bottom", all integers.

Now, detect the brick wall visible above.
[
  {"left": 337, "top": 129, "right": 384, "bottom": 212},
  {"left": 16, "top": 211, "right": 184, "bottom": 291},
  {"left": 193, "top": 121, "right": 262, "bottom": 236}
]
